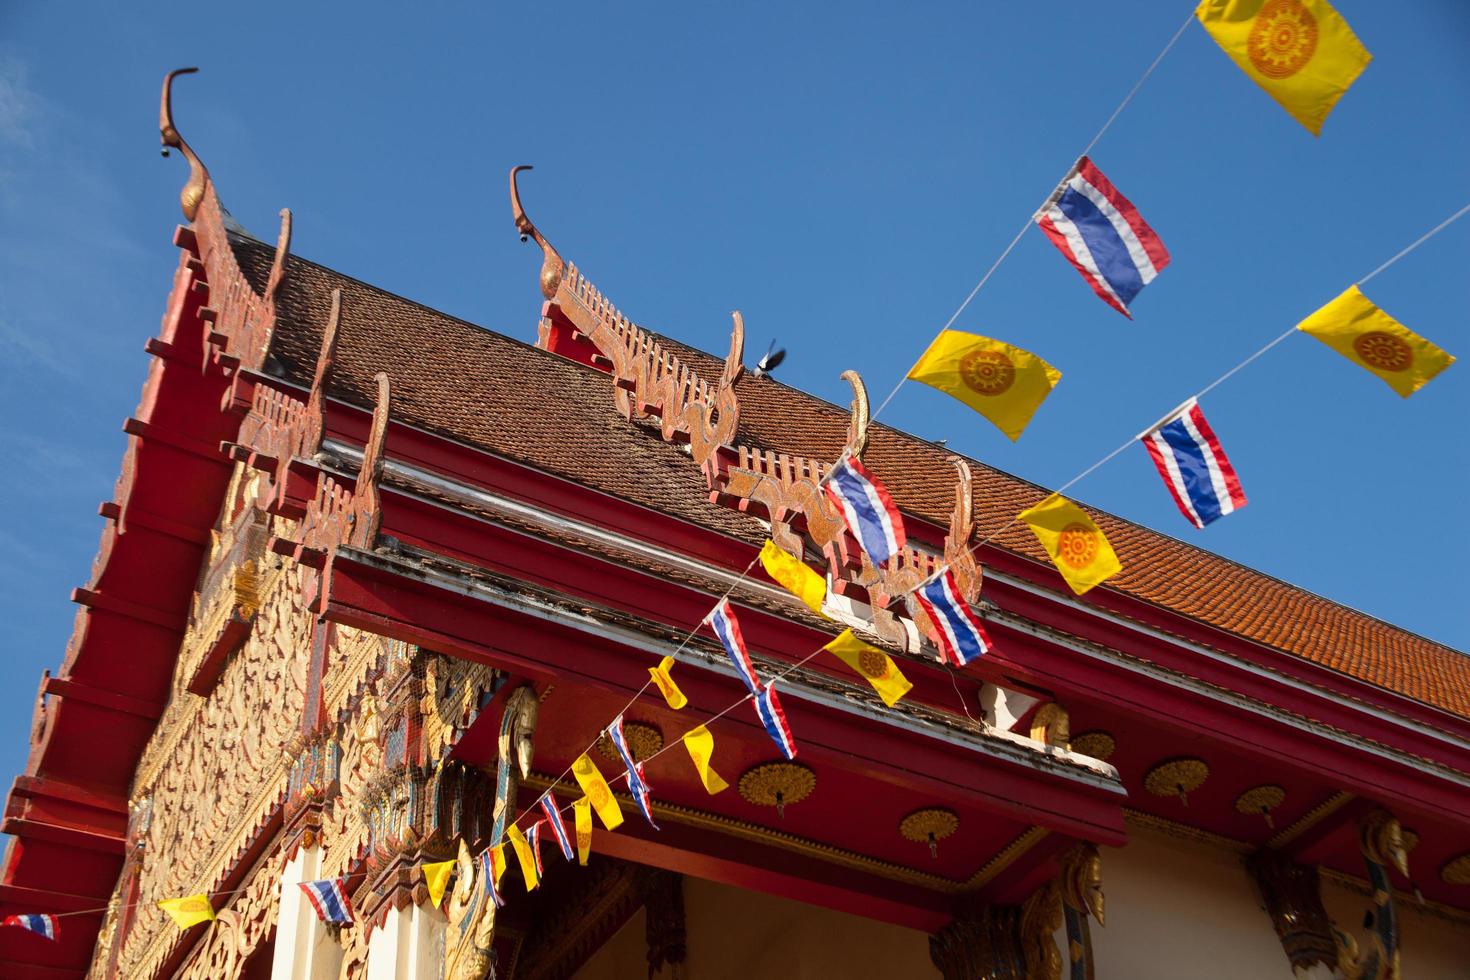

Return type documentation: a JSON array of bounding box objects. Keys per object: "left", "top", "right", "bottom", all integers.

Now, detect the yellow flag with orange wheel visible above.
[
  {"left": 157, "top": 894, "right": 215, "bottom": 930},
  {"left": 1296, "top": 286, "right": 1454, "bottom": 398},
  {"left": 571, "top": 753, "right": 623, "bottom": 831},
  {"left": 1196, "top": 0, "right": 1371, "bottom": 135},
  {"left": 908, "top": 331, "right": 1061, "bottom": 442},
  {"left": 1018, "top": 495, "right": 1121, "bottom": 596},
  {"left": 573, "top": 796, "right": 593, "bottom": 866}
]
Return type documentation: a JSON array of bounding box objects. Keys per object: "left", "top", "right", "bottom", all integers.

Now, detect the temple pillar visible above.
[
  {"left": 271, "top": 844, "right": 344, "bottom": 980},
  {"left": 365, "top": 901, "right": 447, "bottom": 980}
]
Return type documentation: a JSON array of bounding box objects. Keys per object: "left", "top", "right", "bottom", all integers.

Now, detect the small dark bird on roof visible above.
[{"left": 753, "top": 340, "right": 786, "bottom": 379}]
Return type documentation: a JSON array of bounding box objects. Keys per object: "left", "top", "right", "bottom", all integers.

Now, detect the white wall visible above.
[{"left": 573, "top": 834, "right": 1470, "bottom": 980}]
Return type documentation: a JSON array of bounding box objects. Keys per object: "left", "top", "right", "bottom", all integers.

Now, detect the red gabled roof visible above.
[{"left": 231, "top": 235, "right": 1470, "bottom": 722}]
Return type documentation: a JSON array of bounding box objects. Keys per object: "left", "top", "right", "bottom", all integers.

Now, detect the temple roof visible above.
[{"left": 230, "top": 234, "right": 1470, "bottom": 721}]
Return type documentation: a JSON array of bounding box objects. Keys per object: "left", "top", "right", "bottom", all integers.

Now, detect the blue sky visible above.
[{"left": 0, "top": 1, "right": 1465, "bottom": 791}]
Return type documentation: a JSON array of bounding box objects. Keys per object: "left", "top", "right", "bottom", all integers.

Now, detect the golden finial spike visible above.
[
  {"left": 841, "top": 370, "right": 870, "bottom": 460},
  {"left": 509, "top": 165, "right": 565, "bottom": 300},
  {"left": 159, "top": 68, "right": 209, "bottom": 221}
]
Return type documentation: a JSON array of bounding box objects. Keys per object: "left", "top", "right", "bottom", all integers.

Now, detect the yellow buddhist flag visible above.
[
  {"left": 158, "top": 894, "right": 216, "bottom": 929},
  {"left": 1297, "top": 285, "right": 1454, "bottom": 397},
  {"left": 1196, "top": 0, "right": 1371, "bottom": 135},
  {"left": 571, "top": 753, "right": 623, "bottom": 831},
  {"left": 759, "top": 540, "right": 827, "bottom": 616},
  {"left": 573, "top": 796, "right": 593, "bottom": 865},
  {"left": 490, "top": 845, "right": 509, "bottom": 888},
  {"left": 423, "top": 860, "right": 455, "bottom": 909},
  {"left": 1018, "top": 494, "right": 1122, "bottom": 596},
  {"left": 907, "top": 330, "right": 1061, "bottom": 442},
  {"left": 506, "top": 825, "right": 539, "bottom": 891},
  {"left": 648, "top": 655, "right": 688, "bottom": 710},
  {"left": 823, "top": 630, "right": 913, "bottom": 707},
  {"left": 681, "top": 725, "right": 729, "bottom": 795}
]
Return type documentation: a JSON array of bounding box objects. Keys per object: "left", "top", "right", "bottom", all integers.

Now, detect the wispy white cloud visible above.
[
  {"left": 0, "top": 56, "right": 35, "bottom": 150},
  {"left": 0, "top": 314, "right": 83, "bottom": 380}
]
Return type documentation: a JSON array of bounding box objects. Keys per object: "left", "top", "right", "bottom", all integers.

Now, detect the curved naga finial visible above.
[
  {"left": 265, "top": 209, "right": 293, "bottom": 306},
  {"left": 1334, "top": 810, "right": 1407, "bottom": 980},
  {"left": 723, "top": 313, "right": 747, "bottom": 391},
  {"left": 841, "top": 370, "right": 870, "bottom": 460},
  {"left": 444, "top": 685, "right": 540, "bottom": 980},
  {"left": 159, "top": 68, "right": 209, "bottom": 221},
  {"left": 510, "top": 165, "right": 566, "bottom": 301}
]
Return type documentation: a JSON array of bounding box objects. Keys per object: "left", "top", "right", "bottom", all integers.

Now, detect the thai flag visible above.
[
  {"left": 1140, "top": 399, "right": 1247, "bottom": 529},
  {"left": 753, "top": 681, "right": 797, "bottom": 759},
  {"left": 480, "top": 849, "right": 505, "bottom": 908},
  {"left": 1036, "top": 156, "right": 1169, "bottom": 318},
  {"left": 914, "top": 569, "right": 994, "bottom": 667},
  {"left": 607, "top": 715, "right": 659, "bottom": 829},
  {"left": 3, "top": 914, "right": 57, "bottom": 940},
  {"left": 298, "top": 878, "right": 354, "bottom": 925},
  {"left": 823, "top": 458, "right": 906, "bottom": 566},
  {"left": 709, "top": 599, "right": 760, "bottom": 695},
  {"left": 526, "top": 822, "right": 546, "bottom": 877},
  {"left": 539, "top": 792, "right": 574, "bottom": 861}
]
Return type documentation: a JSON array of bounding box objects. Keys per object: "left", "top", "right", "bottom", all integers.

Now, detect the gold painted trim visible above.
[
  {"left": 1267, "top": 791, "right": 1355, "bottom": 850},
  {"left": 523, "top": 772, "right": 968, "bottom": 892},
  {"left": 962, "top": 826, "right": 1050, "bottom": 891},
  {"left": 1123, "top": 808, "right": 1252, "bottom": 855}
]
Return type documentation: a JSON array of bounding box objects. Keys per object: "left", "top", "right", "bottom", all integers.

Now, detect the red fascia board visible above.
[
  {"left": 41, "top": 676, "right": 165, "bottom": 722},
  {"left": 0, "top": 883, "right": 104, "bottom": 914},
  {"left": 981, "top": 571, "right": 1470, "bottom": 780},
  {"left": 320, "top": 550, "right": 1126, "bottom": 845},
  {"left": 982, "top": 545, "right": 1470, "bottom": 746},
  {"left": 984, "top": 615, "right": 1470, "bottom": 827}
]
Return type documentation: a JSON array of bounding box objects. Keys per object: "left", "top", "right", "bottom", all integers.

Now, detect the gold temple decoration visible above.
[
  {"left": 1267, "top": 790, "right": 1355, "bottom": 850},
  {"left": 1029, "top": 703, "right": 1070, "bottom": 748},
  {"left": 1235, "top": 784, "right": 1286, "bottom": 828},
  {"left": 900, "top": 807, "right": 959, "bottom": 859},
  {"left": 1069, "top": 730, "right": 1115, "bottom": 761},
  {"left": 1143, "top": 757, "right": 1208, "bottom": 807},
  {"left": 159, "top": 68, "right": 208, "bottom": 221},
  {"left": 1441, "top": 852, "right": 1470, "bottom": 885},
  {"left": 738, "top": 762, "right": 815, "bottom": 818},
  {"left": 841, "top": 370, "right": 870, "bottom": 460},
  {"left": 1400, "top": 828, "right": 1419, "bottom": 854},
  {"left": 596, "top": 721, "right": 663, "bottom": 763}
]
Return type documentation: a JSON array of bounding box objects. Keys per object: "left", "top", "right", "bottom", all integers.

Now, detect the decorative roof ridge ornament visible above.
[
  {"left": 301, "top": 289, "right": 342, "bottom": 459},
  {"left": 840, "top": 370, "right": 869, "bottom": 461},
  {"left": 159, "top": 67, "right": 209, "bottom": 221},
  {"left": 264, "top": 208, "right": 293, "bottom": 308},
  {"left": 510, "top": 165, "right": 565, "bottom": 300},
  {"left": 348, "top": 372, "right": 391, "bottom": 550}
]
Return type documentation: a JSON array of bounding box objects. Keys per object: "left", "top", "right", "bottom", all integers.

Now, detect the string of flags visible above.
[{"left": 6, "top": 0, "right": 1463, "bottom": 939}]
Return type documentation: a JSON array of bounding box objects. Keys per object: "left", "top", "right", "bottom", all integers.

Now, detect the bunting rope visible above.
[
  {"left": 21, "top": 4, "right": 1464, "bottom": 937},
  {"left": 869, "top": 8, "right": 1196, "bottom": 424}
]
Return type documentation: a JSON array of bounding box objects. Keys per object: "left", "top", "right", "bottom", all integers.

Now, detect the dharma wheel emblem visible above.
[
  {"left": 1248, "top": 0, "right": 1318, "bottom": 79},
  {"left": 1056, "top": 523, "right": 1100, "bottom": 570},
  {"left": 959, "top": 349, "right": 1015, "bottom": 396},
  {"left": 1353, "top": 331, "right": 1413, "bottom": 372}
]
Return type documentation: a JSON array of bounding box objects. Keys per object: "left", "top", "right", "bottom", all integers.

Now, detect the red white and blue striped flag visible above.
[
  {"left": 539, "top": 792, "right": 574, "bottom": 861},
  {"left": 3, "top": 914, "right": 57, "bottom": 940},
  {"left": 753, "top": 681, "right": 797, "bottom": 759},
  {"left": 298, "top": 878, "right": 355, "bottom": 925},
  {"left": 914, "top": 569, "right": 994, "bottom": 666},
  {"left": 1140, "top": 399, "right": 1247, "bottom": 529},
  {"left": 708, "top": 599, "right": 760, "bottom": 695},
  {"left": 526, "top": 821, "right": 547, "bottom": 877},
  {"left": 823, "top": 458, "right": 906, "bottom": 566},
  {"left": 1036, "top": 157, "right": 1170, "bottom": 318},
  {"left": 607, "top": 714, "right": 659, "bottom": 829}
]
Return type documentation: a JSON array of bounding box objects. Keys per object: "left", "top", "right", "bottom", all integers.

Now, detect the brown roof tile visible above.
[{"left": 232, "top": 235, "right": 1470, "bottom": 721}]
